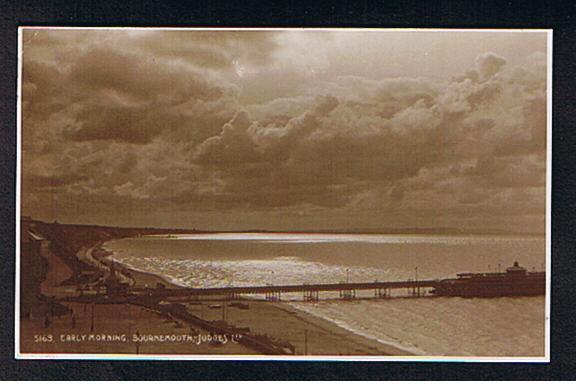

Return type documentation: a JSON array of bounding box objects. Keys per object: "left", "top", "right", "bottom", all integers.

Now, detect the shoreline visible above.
[
  {"left": 20, "top": 221, "right": 546, "bottom": 357},
  {"left": 273, "top": 302, "right": 413, "bottom": 356},
  {"left": 100, "top": 240, "right": 413, "bottom": 356},
  {"left": 98, "top": 242, "right": 181, "bottom": 289}
]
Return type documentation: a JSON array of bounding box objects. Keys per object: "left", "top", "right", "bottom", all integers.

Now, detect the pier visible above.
[
  {"left": 133, "top": 279, "right": 438, "bottom": 301},
  {"left": 125, "top": 260, "right": 545, "bottom": 302},
  {"left": 67, "top": 261, "right": 545, "bottom": 304}
]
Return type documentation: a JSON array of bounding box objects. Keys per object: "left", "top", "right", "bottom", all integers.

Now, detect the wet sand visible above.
[
  {"left": 115, "top": 259, "right": 410, "bottom": 355},
  {"left": 21, "top": 236, "right": 412, "bottom": 356},
  {"left": 105, "top": 241, "right": 410, "bottom": 355},
  {"left": 192, "top": 299, "right": 409, "bottom": 356}
]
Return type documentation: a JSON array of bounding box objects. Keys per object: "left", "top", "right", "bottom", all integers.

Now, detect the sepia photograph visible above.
[{"left": 16, "top": 27, "right": 551, "bottom": 361}]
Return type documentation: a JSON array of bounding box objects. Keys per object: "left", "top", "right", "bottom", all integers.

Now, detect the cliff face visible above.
[
  {"left": 20, "top": 221, "right": 48, "bottom": 319},
  {"left": 19, "top": 220, "right": 181, "bottom": 318},
  {"left": 22, "top": 220, "right": 204, "bottom": 286},
  {"left": 31, "top": 221, "right": 188, "bottom": 264}
]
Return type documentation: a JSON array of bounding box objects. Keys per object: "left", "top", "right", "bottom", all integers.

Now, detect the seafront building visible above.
[{"left": 20, "top": 216, "right": 47, "bottom": 319}]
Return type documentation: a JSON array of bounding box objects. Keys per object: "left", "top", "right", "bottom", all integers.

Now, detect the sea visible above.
[{"left": 104, "top": 233, "right": 547, "bottom": 357}]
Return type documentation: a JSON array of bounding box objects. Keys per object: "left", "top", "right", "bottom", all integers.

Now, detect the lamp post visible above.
[{"left": 415, "top": 266, "right": 419, "bottom": 296}]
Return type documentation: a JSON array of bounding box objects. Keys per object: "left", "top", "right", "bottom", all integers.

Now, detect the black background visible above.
[{"left": 1, "top": 0, "right": 575, "bottom": 380}]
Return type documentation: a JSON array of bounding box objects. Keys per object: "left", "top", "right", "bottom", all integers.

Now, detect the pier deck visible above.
[{"left": 133, "top": 279, "right": 438, "bottom": 300}]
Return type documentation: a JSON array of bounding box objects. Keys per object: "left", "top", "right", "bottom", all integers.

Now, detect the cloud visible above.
[
  {"left": 23, "top": 29, "right": 279, "bottom": 71},
  {"left": 468, "top": 155, "right": 546, "bottom": 188},
  {"left": 21, "top": 29, "right": 270, "bottom": 150},
  {"left": 187, "top": 51, "right": 547, "bottom": 217},
  {"left": 475, "top": 52, "right": 507, "bottom": 81},
  {"left": 20, "top": 30, "right": 548, "bottom": 232}
]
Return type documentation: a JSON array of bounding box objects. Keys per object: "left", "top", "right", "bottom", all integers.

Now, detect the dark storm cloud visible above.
[
  {"left": 135, "top": 30, "right": 280, "bottom": 69},
  {"left": 23, "top": 173, "right": 89, "bottom": 190},
  {"left": 187, "top": 51, "right": 546, "bottom": 216},
  {"left": 68, "top": 47, "right": 227, "bottom": 105},
  {"left": 21, "top": 29, "right": 279, "bottom": 147},
  {"left": 64, "top": 106, "right": 162, "bottom": 144},
  {"left": 21, "top": 30, "right": 548, "bottom": 232}
]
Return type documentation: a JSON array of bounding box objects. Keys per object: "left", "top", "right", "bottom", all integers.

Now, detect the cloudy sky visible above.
[{"left": 21, "top": 29, "right": 548, "bottom": 232}]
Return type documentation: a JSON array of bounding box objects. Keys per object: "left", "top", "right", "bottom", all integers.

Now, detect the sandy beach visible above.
[
  {"left": 188, "top": 299, "right": 409, "bottom": 356},
  {"left": 19, "top": 227, "right": 411, "bottom": 356},
  {"left": 104, "top": 244, "right": 411, "bottom": 356}
]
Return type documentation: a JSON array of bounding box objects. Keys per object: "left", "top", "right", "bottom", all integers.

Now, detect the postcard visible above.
[{"left": 16, "top": 27, "right": 551, "bottom": 361}]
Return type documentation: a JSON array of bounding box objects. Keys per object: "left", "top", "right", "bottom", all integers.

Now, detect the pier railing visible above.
[{"left": 132, "top": 280, "right": 439, "bottom": 300}]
